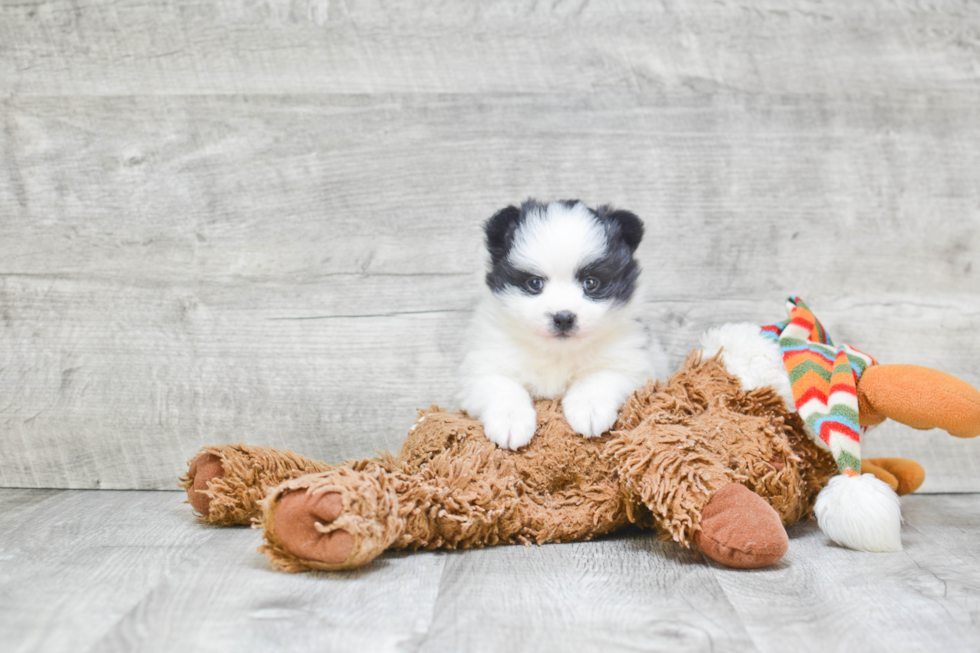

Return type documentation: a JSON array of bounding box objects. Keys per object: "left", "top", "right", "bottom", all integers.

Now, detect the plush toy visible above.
[{"left": 181, "top": 298, "right": 980, "bottom": 571}]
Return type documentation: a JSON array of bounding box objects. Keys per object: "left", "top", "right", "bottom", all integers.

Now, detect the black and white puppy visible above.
[{"left": 457, "top": 199, "right": 666, "bottom": 449}]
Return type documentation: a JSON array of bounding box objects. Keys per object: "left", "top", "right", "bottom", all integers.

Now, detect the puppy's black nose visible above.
[{"left": 552, "top": 311, "right": 577, "bottom": 334}]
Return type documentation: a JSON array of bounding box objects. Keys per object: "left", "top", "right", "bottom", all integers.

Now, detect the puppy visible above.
[{"left": 457, "top": 199, "right": 666, "bottom": 449}]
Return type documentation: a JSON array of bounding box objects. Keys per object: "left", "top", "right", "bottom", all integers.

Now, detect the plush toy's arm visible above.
[{"left": 857, "top": 364, "right": 980, "bottom": 437}]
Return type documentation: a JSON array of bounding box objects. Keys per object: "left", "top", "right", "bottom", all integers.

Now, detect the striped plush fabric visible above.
[{"left": 761, "top": 297, "right": 877, "bottom": 475}]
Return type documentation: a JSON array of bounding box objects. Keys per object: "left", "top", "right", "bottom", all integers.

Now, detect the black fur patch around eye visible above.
[
  {"left": 484, "top": 200, "right": 546, "bottom": 294},
  {"left": 576, "top": 248, "right": 639, "bottom": 305},
  {"left": 579, "top": 205, "right": 644, "bottom": 305},
  {"left": 487, "top": 264, "right": 548, "bottom": 295}
]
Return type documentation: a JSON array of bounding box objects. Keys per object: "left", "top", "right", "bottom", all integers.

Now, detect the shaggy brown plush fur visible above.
[
  {"left": 178, "top": 445, "right": 332, "bottom": 526},
  {"left": 187, "top": 353, "right": 914, "bottom": 571}
]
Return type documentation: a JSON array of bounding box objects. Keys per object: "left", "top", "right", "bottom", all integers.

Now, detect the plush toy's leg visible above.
[
  {"left": 259, "top": 456, "right": 528, "bottom": 572},
  {"left": 693, "top": 484, "right": 789, "bottom": 569},
  {"left": 862, "top": 457, "right": 925, "bottom": 496},
  {"left": 857, "top": 364, "right": 980, "bottom": 437},
  {"left": 179, "top": 444, "right": 332, "bottom": 525},
  {"left": 608, "top": 421, "right": 738, "bottom": 546},
  {"left": 607, "top": 415, "right": 790, "bottom": 569}
]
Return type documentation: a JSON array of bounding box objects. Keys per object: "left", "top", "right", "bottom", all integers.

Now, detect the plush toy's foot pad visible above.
[
  {"left": 184, "top": 453, "right": 224, "bottom": 517},
  {"left": 259, "top": 467, "right": 404, "bottom": 572},
  {"left": 863, "top": 457, "right": 925, "bottom": 496},
  {"left": 272, "top": 491, "right": 354, "bottom": 565},
  {"left": 694, "top": 483, "right": 788, "bottom": 569}
]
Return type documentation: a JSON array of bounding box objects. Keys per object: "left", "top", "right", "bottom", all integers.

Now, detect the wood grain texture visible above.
[
  {"left": 716, "top": 518, "right": 980, "bottom": 653},
  {"left": 2, "top": 489, "right": 980, "bottom": 652},
  {"left": 1, "top": 0, "right": 979, "bottom": 490},
  {"left": 416, "top": 536, "right": 757, "bottom": 653},
  {"left": 88, "top": 529, "right": 447, "bottom": 653},
  {"left": 903, "top": 493, "right": 980, "bottom": 560},
  {"left": 0, "top": 274, "right": 469, "bottom": 488},
  {"left": 0, "top": 490, "right": 212, "bottom": 653},
  {"left": 3, "top": 93, "right": 979, "bottom": 285},
  {"left": 2, "top": 0, "right": 979, "bottom": 97}
]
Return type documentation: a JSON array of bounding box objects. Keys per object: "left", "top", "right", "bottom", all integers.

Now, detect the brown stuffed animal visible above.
[{"left": 181, "top": 328, "right": 980, "bottom": 571}]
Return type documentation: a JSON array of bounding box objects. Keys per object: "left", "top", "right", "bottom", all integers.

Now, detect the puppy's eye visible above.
[
  {"left": 524, "top": 277, "right": 545, "bottom": 294},
  {"left": 583, "top": 277, "right": 600, "bottom": 293}
]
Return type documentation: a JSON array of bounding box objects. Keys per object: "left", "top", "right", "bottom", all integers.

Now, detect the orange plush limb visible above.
[
  {"left": 861, "top": 457, "right": 926, "bottom": 495},
  {"left": 857, "top": 364, "right": 980, "bottom": 438}
]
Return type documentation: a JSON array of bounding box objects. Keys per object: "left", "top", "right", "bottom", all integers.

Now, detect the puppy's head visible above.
[{"left": 483, "top": 199, "right": 643, "bottom": 340}]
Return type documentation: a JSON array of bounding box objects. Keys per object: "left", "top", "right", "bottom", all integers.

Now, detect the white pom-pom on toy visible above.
[{"left": 814, "top": 473, "right": 903, "bottom": 552}]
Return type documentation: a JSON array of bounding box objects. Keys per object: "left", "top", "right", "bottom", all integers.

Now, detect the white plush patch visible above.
[
  {"left": 814, "top": 474, "right": 903, "bottom": 552},
  {"left": 699, "top": 322, "right": 795, "bottom": 412}
]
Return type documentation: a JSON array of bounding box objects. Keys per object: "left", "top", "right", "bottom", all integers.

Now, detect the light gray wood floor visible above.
[{"left": 2, "top": 489, "right": 979, "bottom": 653}]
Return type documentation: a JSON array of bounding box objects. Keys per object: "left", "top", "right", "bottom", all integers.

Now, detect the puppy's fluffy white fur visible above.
[{"left": 457, "top": 200, "right": 666, "bottom": 449}]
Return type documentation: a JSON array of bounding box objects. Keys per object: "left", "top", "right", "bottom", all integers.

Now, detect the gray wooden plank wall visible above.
[{"left": 1, "top": 0, "right": 979, "bottom": 490}]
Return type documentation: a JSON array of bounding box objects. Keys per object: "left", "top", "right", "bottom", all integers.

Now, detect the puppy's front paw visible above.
[
  {"left": 562, "top": 391, "right": 621, "bottom": 438},
  {"left": 480, "top": 402, "right": 538, "bottom": 450}
]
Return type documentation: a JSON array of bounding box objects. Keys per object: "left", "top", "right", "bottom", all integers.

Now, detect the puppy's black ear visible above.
[
  {"left": 483, "top": 205, "right": 523, "bottom": 265},
  {"left": 596, "top": 206, "right": 644, "bottom": 254}
]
